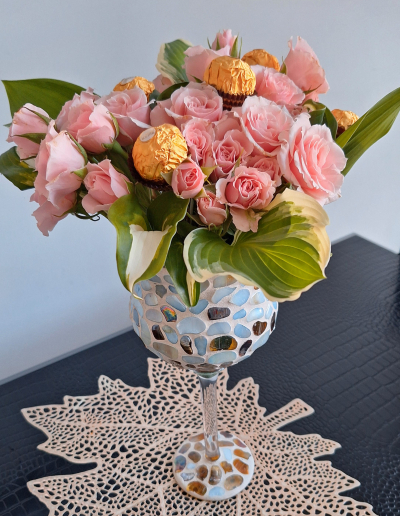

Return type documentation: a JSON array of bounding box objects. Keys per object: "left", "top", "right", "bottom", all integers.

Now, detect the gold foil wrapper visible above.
[
  {"left": 203, "top": 56, "right": 256, "bottom": 96},
  {"left": 242, "top": 49, "right": 280, "bottom": 71},
  {"left": 132, "top": 124, "right": 188, "bottom": 183},
  {"left": 332, "top": 109, "right": 359, "bottom": 134},
  {"left": 113, "top": 76, "right": 155, "bottom": 100}
]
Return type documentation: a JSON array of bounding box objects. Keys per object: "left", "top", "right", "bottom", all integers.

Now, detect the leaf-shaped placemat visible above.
[{"left": 22, "top": 359, "right": 376, "bottom": 516}]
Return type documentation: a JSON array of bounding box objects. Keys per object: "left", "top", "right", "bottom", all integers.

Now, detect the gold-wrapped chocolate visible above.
[
  {"left": 113, "top": 76, "right": 155, "bottom": 100},
  {"left": 132, "top": 124, "right": 187, "bottom": 186},
  {"left": 332, "top": 109, "right": 359, "bottom": 136},
  {"left": 203, "top": 56, "right": 256, "bottom": 110},
  {"left": 242, "top": 49, "right": 280, "bottom": 71}
]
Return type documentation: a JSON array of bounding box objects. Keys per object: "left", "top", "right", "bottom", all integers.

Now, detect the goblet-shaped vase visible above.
[{"left": 130, "top": 268, "right": 278, "bottom": 501}]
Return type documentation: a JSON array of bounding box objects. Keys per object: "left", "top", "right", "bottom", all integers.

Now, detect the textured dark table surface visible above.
[{"left": 0, "top": 235, "right": 399, "bottom": 516}]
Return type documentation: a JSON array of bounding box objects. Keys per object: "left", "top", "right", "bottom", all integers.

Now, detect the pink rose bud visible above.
[
  {"left": 245, "top": 154, "right": 282, "bottom": 186},
  {"left": 197, "top": 191, "right": 227, "bottom": 226},
  {"left": 284, "top": 37, "right": 329, "bottom": 101},
  {"left": 171, "top": 159, "right": 206, "bottom": 199},
  {"left": 7, "top": 103, "right": 50, "bottom": 159},
  {"left": 184, "top": 45, "right": 230, "bottom": 82},
  {"left": 252, "top": 65, "right": 305, "bottom": 106},
  {"left": 82, "top": 159, "right": 131, "bottom": 214},
  {"left": 96, "top": 88, "right": 150, "bottom": 146},
  {"left": 181, "top": 118, "right": 214, "bottom": 166},
  {"left": 152, "top": 74, "right": 173, "bottom": 93},
  {"left": 56, "top": 89, "right": 116, "bottom": 154},
  {"left": 211, "top": 30, "right": 237, "bottom": 52},
  {"left": 216, "top": 165, "right": 276, "bottom": 232},
  {"left": 278, "top": 113, "right": 346, "bottom": 205}
]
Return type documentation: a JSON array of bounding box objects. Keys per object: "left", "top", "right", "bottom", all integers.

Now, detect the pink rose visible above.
[
  {"left": 56, "top": 89, "right": 116, "bottom": 153},
  {"left": 216, "top": 165, "right": 276, "bottom": 232},
  {"left": 96, "top": 88, "right": 150, "bottom": 146},
  {"left": 150, "top": 100, "right": 176, "bottom": 127},
  {"left": 31, "top": 121, "right": 85, "bottom": 236},
  {"left": 278, "top": 113, "right": 346, "bottom": 204},
  {"left": 171, "top": 159, "right": 205, "bottom": 199},
  {"left": 284, "top": 37, "right": 329, "bottom": 101},
  {"left": 181, "top": 118, "right": 213, "bottom": 166},
  {"left": 236, "top": 96, "right": 293, "bottom": 156},
  {"left": 82, "top": 159, "right": 131, "bottom": 213},
  {"left": 184, "top": 45, "right": 230, "bottom": 82},
  {"left": 245, "top": 154, "right": 282, "bottom": 186},
  {"left": 197, "top": 191, "right": 227, "bottom": 226},
  {"left": 211, "top": 30, "right": 237, "bottom": 52},
  {"left": 152, "top": 74, "right": 173, "bottom": 93},
  {"left": 252, "top": 65, "right": 305, "bottom": 106},
  {"left": 7, "top": 103, "right": 50, "bottom": 159}
]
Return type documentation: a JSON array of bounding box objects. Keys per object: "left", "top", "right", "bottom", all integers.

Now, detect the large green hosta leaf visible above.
[
  {"left": 184, "top": 190, "right": 330, "bottom": 302},
  {"left": 0, "top": 146, "right": 37, "bottom": 190},
  {"left": 108, "top": 192, "right": 188, "bottom": 292},
  {"left": 156, "top": 39, "right": 192, "bottom": 84},
  {"left": 2, "top": 78, "right": 84, "bottom": 119},
  {"left": 337, "top": 87, "right": 400, "bottom": 176}
]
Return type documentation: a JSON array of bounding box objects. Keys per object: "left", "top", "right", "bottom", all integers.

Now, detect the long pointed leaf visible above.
[
  {"left": 0, "top": 146, "right": 37, "bottom": 190},
  {"left": 156, "top": 39, "right": 192, "bottom": 84}
]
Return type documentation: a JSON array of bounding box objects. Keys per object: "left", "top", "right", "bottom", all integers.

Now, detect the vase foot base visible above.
[{"left": 174, "top": 430, "right": 254, "bottom": 501}]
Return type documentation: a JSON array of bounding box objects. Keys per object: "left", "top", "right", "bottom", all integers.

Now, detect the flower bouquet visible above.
[{"left": 2, "top": 30, "right": 399, "bottom": 500}]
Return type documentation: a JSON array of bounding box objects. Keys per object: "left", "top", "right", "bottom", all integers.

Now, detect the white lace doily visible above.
[{"left": 22, "top": 358, "right": 376, "bottom": 516}]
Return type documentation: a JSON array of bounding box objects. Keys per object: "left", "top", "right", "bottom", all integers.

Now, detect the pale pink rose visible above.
[
  {"left": 252, "top": 65, "right": 305, "bottom": 106},
  {"left": 82, "top": 159, "right": 131, "bottom": 213},
  {"left": 56, "top": 89, "right": 116, "bottom": 153},
  {"left": 181, "top": 118, "right": 213, "bottom": 166},
  {"left": 152, "top": 74, "right": 173, "bottom": 93},
  {"left": 96, "top": 88, "right": 150, "bottom": 146},
  {"left": 149, "top": 100, "right": 176, "bottom": 127},
  {"left": 31, "top": 122, "right": 84, "bottom": 235},
  {"left": 7, "top": 103, "right": 50, "bottom": 159},
  {"left": 210, "top": 129, "right": 253, "bottom": 180},
  {"left": 184, "top": 45, "right": 230, "bottom": 82},
  {"left": 211, "top": 30, "right": 237, "bottom": 52},
  {"left": 165, "top": 83, "right": 223, "bottom": 127},
  {"left": 216, "top": 165, "right": 275, "bottom": 232},
  {"left": 284, "top": 37, "right": 329, "bottom": 101},
  {"left": 236, "top": 96, "right": 293, "bottom": 156},
  {"left": 171, "top": 159, "right": 205, "bottom": 199},
  {"left": 197, "top": 191, "right": 227, "bottom": 226},
  {"left": 245, "top": 154, "right": 282, "bottom": 186},
  {"left": 277, "top": 113, "right": 346, "bottom": 204}
]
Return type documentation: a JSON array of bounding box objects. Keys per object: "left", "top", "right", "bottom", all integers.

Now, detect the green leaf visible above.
[
  {"left": 184, "top": 189, "right": 330, "bottom": 302},
  {"left": 157, "top": 82, "right": 188, "bottom": 101},
  {"left": 134, "top": 183, "right": 153, "bottom": 211},
  {"left": 309, "top": 109, "right": 326, "bottom": 126},
  {"left": 166, "top": 234, "right": 200, "bottom": 306},
  {"left": 230, "top": 35, "right": 239, "bottom": 58},
  {"left": 2, "top": 78, "right": 84, "bottom": 119},
  {"left": 336, "top": 87, "right": 400, "bottom": 176},
  {"left": 0, "top": 146, "right": 37, "bottom": 190},
  {"left": 16, "top": 132, "right": 47, "bottom": 144},
  {"left": 156, "top": 39, "right": 192, "bottom": 84},
  {"left": 304, "top": 100, "right": 337, "bottom": 139}
]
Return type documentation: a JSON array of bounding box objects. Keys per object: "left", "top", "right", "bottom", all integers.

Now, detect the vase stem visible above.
[{"left": 196, "top": 372, "right": 220, "bottom": 462}]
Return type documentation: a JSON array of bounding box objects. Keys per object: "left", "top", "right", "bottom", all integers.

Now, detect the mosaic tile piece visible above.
[
  {"left": 207, "top": 307, "right": 230, "bottom": 320},
  {"left": 250, "top": 291, "right": 266, "bottom": 304},
  {"left": 133, "top": 283, "right": 142, "bottom": 298},
  {"left": 272, "top": 301, "right": 278, "bottom": 310},
  {"left": 152, "top": 325, "right": 164, "bottom": 340},
  {"left": 224, "top": 474, "right": 244, "bottom": 491},
  {"left": 265, "top": 303, "right": 273, "bottom": 319},
  {"left": 131, "top": 296, "right": 143, "bottom": 317},
  {"left": 234, "top": 449, "right": 251, "bottom": 460},
  {"left": 223, "top": 448, "right": 233, "bottom": 461},
  {"left": 253, "top": 331, "right": 270, "bottom": 351},
  {"left": 153, "top": 342, "right": 179, "bottom": 360},
  {"left": 234, "top": 324, "right": 251, "bottom": 338},
  {"left": 163, "top": 325, "right": 178, "bottom": 344},
  {"left": 271, "top": 312, "right": 277, "bottom": 331},
  {"left": 182, "top": 356, "right": 205, "bottom": 365},
  {"left": 200, "top": 280, "right": 209, "bottom": 293},
  {"left": 211, "top": 286, "right": 236, "bottom": 304},
  {"left": 209, "top": 465, "right": 222, "bottom": 485},
  {"left": 174, "top": 455, "right": 186, "bottom": 472},
  {"left": 218, "top": 440, "right": 234, "bottom": 447},
  {"left": 233, "top": 458, "right": 249, "bottom": 475},
  {"left": 177, "top": 317, "right": 206, "bottom": 335},
  {"left": 188, "top": 451, "right": 201, "bottom": 463},
  {"left": 132, "top": 323, "right": 140, "bottom": 337},
  {"left": 209, "top": 486, "right": 225, "bottom": 497},
  {"left": 233, "top": 309, "right": 246, "bottom": 320},
  {"left": 169, "top": 286, "right": 178, "bottom": 294},
  {"left": 233, "top": 438, "right": 246, "bottom": 448},
  {"left": 140, "top": 319, "right": 151, "bottom": 347},
  {"left": 221, "top": 431, "right": 233, "bottom": 438},
  {"left": 187, "top": 481, "right": 207, "bottom": 496},
  {"left": 209, "top": 351, "right": 237, "bottom": 364},
  {"left": 179, "top": 443, "right": 190, "bottom": 453},
  {"left": 213, "top": 275, "right": 236, "bottom": 288},
  {"left": 180, "top": 336, "right": 193, "bottom": 355},
  {"left": 189, "top": 299, "right": 208, "bottom": 315},
  {"left": 141, "top": 280, "right": 152, "bottom": 291},
  {"left": 186, "top": 463, "right": 196, "bottom": 470},
  {"left": 253, "top": 321, "right": 267, "bottom": 336},
  {"left": 145, "top": 293, "right": 158, "bottom": 306},
  {"left": 194, "top": 443, "right": 205, "bottom": 451},
  {"left": 189, "top": 433, "right": 204, "bottom": 442},
  {"left": 132, "top": 308, "right": 139, "bottom": 327},
  {"left": 209, "top": 336, "right": 237, "bottom": 351},
  {"left": 146, "top": 309, "right": 163, "bottom": 323},
  {"left": 194, "top": 336, "right": 207, "bottom": 356},
  {"left": 239, "top": 340, "right": 252, "bottom": 356},
  {"left": 230, "top": 289, "right": 250, "bottom": 306},
  {"left": 196, "top": 465, "right": 208, "bottom": 481},
  {"left": 221, "top": 461, "right": 233, "bottom": 473},
  {"left": 246, "top": 308, "right": 264, "bottom": 322},
  {"left": 181, "top": 472, "right": 194, "bottom": 481},
  {"left": 207, "top": 322, "right": 231, "bottom": 336},
  {"left": 150, "top": 275, "right": 162, "bottom": 283},
  {"left": 163, "top": 274, "right": 174, "bottom": 285},
  {"left": 165, "top": 295, "right": 186, "bottom": 312},
  {"left": 160, "top": 305, "right": 177, "bottom": 322},
  {"left": 155, "top": 284, "right": 167, "bottom": 298},
  {"left": 196, "top": 363, "right": 220, "bottom": 373}
]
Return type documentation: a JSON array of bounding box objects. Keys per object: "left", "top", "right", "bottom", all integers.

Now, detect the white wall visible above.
[{"left": 1, "top": 0, "right": 399, "bottom": 383}]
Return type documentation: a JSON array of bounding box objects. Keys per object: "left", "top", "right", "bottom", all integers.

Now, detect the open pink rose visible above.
[
  {"left": 210, "top": 129, "right": 253, "bottom": 180},
  {"left": 7, "top": 103, "right": 50, "bottom": 159},
  {"left": 31, "top": 121, "right": 85, "bottom": 236},
  {"left": 56, "top": 89, "right": 116, "bottom": 153},
  {"left": 150, "top": 100, "right": 176, "bottom": 127},
  {"left": 278, "top": 113, "right": 346, "bottom": 204},
  {"left": 197, "top": 191, "right": 227, "bottom": 226},
  {"left": 152, "top": 74, "right": 173, "bottom": 94},
  {"left": 236, "top": 96, "right": 293, "bottom": 156},
  {"left": 253, "top": 66, "right": 305, "bottom": 106},
  {"left": 82, "top": 159, "right": 131, "bottom": 213},
  {"left": 184, "top": 45, "right": 230, "bottom": 82},
  {"left": 181, "top": 118, "right": 214, "bottom": 166},
  {"left": 245, "top": 154, "right": 282, "bottom": 186},
  {"left": 284, "top": 37, "right": 329, "bottom": 101},
  {"left": 96, "top": 88, "right": 150, "bottom": 146},
  {"left": 171, "top": 159, "right": 205, "bottom": 199},
  {"left": 211, "top": 30, "right": 237, "bottom": 52},
  {"left": 216, "top": 165, "right": 275, "bottom": 232}
]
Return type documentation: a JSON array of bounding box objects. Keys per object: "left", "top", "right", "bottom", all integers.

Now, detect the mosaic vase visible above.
[{"left": 130, "top": 268, "right": 278, "bottom": 501}]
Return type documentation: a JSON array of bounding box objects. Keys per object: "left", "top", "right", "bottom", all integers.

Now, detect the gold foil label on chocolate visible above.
[
  {"left": 203, "top": 56, "right": 256, "bottom": 96},
  {"left": 242, "top": 49, "right": 280, "bottom": 71},
  {"left": 114, "top": 76, "right": 155, "bottom": 99},
  {"left": 140, "top": 128, "right": 156, "bottom": 142}
]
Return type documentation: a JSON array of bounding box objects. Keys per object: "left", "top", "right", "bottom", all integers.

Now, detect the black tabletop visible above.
[{"left": 0, "top": 235, "right": 399, "bottom": 516}]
